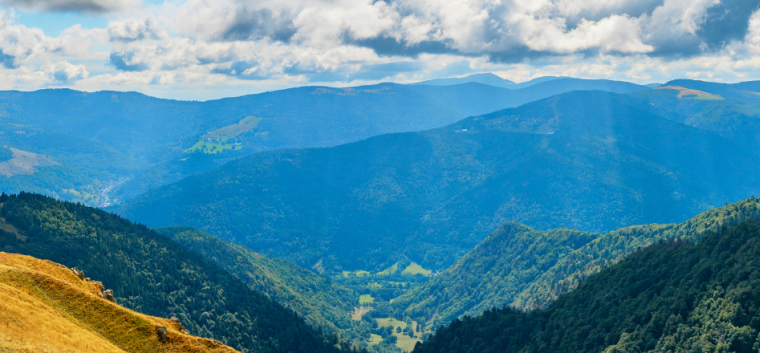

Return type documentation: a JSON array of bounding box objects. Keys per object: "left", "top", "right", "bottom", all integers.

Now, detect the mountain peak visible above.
[{"left": 413, "top": 72, "right": 516, "bottom": 88}]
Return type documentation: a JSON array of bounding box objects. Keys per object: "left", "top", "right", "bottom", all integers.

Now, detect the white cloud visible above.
[
  {"left": 0, "top": 0, "right": 757, "bottom": 99},
  {"left": 46, "top": 60, "right": 88, "bottom": 83}
]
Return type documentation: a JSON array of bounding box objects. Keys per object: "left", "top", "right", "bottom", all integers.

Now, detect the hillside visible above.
[
  {"left": 0, "top": 79, "right": 648, "bottom": 206},
  {"left": 0, "top": 192, "right": 353, "bottom": 353},
  {"left": 393, "top": 198, "right": 760, "bottom": 328},
  {"left": 633, "top": 80, "right": 760, "bottom": 156},
  {"left": 0, "top": 253, "right": 239, "bottom": 353},
  {"left": 158, "top": 227, "right": 357, "bottom": 333},
  {"left": 116, "top": 91, "right": 760, "bottom": 272},
  {"left": 414, "top": 216, "right": 760, "bottom": 353}
]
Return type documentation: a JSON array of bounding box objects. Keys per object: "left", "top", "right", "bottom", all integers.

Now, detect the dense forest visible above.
[
  {"left": 415, "top": 218, "right": 760, "bottom": 353},
  {"left": 0, "top": 192, "right": 359, "bottom": 353},
  {"left": 158, "top": 227, "right": 357, "bottom": 332},
  {"left": 117, "top": 91, "right": 760, "bottom": 272},
  {"left": 394, "top": 198, "right": 760, "bottom": 329}
]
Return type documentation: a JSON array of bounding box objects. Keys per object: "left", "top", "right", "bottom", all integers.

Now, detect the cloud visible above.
[
  {"left": 0, "top": 49, "right": 15, "bottom": 69},
  {"left": 0, "top": 0, "right": 760, "bottom": 99},
  {"left": 0, "top": 0, "right": 139, "bottom": 13},
  {"left": 109, "top": 51, "right": 148, "bottom": 71},
  {"left": 45, "top": 60, "right": 88, "bottom": 83},
  {"left": 108, "top": 17, "right": 162, "bottom": 42}
]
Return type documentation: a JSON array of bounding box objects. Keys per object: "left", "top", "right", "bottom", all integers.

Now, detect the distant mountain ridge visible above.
[
  {"left": 413, "top": 73, "right": 516, "bottom": 88},
  {"left": 116, "top": 91, "right": 760, "bottom": 273},
  {"left": 0, "top": 78, "right": 650, "bottom": 205}
]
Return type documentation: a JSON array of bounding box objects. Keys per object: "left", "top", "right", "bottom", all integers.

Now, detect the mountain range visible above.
[
  {"left": 0, "top": 77, "right": 649, "bottom": 206},
  {"left": 115, "top": 89, "right": 760, "bottom": 272},
  {"left": 2, "top": 74, "right": 760, "bottom": 353}
]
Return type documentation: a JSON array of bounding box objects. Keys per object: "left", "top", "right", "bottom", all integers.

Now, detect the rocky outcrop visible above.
[
  {"left": 71, "top": 267, "right": 85, "bottom": 280},
  {"left": 98, "top": 289, "right": 115, "bottom": 302},
  {"left": 157, "top": 326, "right": 169, "bottom": 343}
]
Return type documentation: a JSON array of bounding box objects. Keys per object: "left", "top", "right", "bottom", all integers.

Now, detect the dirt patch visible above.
[
  {"left": 0, "top": 147, "right": 58, "bottom": 177},
  {"left": 351, "top": 307, "right": 373, "bottom": 321}
]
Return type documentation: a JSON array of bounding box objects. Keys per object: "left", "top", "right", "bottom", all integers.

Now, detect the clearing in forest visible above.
[{"left": 0, "top": 147, "right": 58, "bottom": 177}]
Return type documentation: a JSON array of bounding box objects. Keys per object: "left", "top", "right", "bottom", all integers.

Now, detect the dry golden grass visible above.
[{"left": 0, "top": 253, "right": 240, "bottom": 353}]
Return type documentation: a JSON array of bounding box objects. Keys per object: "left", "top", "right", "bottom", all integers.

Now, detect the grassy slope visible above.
[
  {"left": 0, "top": 192, "right": 346, "bottom": 353},
  {"left": 394, "top": 198, "right": 760, "bottom": 328},
  {"left": 0, "top": 253, "right": 238, "bottom": 353}
]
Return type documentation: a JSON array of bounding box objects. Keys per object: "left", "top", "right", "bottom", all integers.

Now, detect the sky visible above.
[{"left": 0, "top": 0, "right": 759, "bottom": 101}]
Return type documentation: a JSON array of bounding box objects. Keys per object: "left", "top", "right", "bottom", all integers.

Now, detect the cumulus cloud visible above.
[
  {"left": 0, "top": 0, "right": 760, "bottom": 98},
  {"left": 0, "top": 0, "right": 139, "bottom": 13},
  {"left": 46, "top": 60, "right": 88, "bottom": 83},
  {"left": 108, "top": 17, "right": 163, "bottom": 42}
]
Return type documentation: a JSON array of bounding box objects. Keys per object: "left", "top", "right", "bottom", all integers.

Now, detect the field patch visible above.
[
  {"left": 401, "top": 262, "right": 431, "bottom": 276},
  {"left": 351, "top": 306, "right": 372, "bottom": 321},
  {"left": 185, "top": 141, "right": 243, "bottom": 154},
  {"left": 185, "top": 116, "right": 264, "bottom": 154},
  {"left": 376, "top": 262, "right": 398, "bottom": 276},
  {"left": 359, "top": 294, "right": 374, "bottom": 305},
  {"left": 205, "top": 116, "right": 262, "bottom": 140},
  {"left": 367, "top": 334, "right": 382, "bottom": 346},
  {"left": 656, "top": 86, "right": 724, "bottom": 100},
  {"left": 375, "top": 317, "right": 423, "bottom": 352},
  {"left": 0, "top": 147, "right": 58, "bottom": 177},
  {"left": 342, "top": 270, "right": 370, "bottom": 278}
]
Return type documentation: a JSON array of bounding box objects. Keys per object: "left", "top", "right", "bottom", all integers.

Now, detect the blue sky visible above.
[{"left": 0, "top": 0, "right": 759, "bottom": 100}]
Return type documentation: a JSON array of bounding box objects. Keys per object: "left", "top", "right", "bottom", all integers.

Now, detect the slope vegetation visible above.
[
  {"left": 158, "top": 227, "right": 357, "bottom": 332},
  {"left": 117, "top": 91, "right": 760, "bottom": 272},
  {"left": 393, "top": 198, "right": 760, "bottom": 328},
  {"left": 0, "top": 253, "right": 239, "bottom": 353},
  {"left": 414, "top": 217, "right": 760, "bottom": 353},
  {"left": 0, "top": 192, "right": 349, "bottom": 353}
]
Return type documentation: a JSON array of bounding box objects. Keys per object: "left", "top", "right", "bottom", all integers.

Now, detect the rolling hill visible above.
[
  {"left": 0, "top": 253, "right": 240, "bottom": 353},
  {"left": 392, "top": 198, "right": 760, "bottom": 328},
  {"left": 0, "top": 78, "right": 650, "bottom": 206},
  {"left": 0, "top": 192, "right": 353, "bottom": 353},
  {"left": 115, "top": 91, "right": 760, "bottom": 272},
  {"left": 414, "top": 212, "right": 760, "bottom": 353}
]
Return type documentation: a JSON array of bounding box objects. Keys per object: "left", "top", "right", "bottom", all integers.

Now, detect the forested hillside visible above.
[
  {"left": 393, "top": 198, "right": 760, "bottom": 328},
  {"left": 0, "top": 253, "right": 240, "bottom": 353},
  {"left": 414, "top": 216, "right": 760, "bottom": 353},
  {"left": 0, "top": 192, "right": 356, "bottom": 353},
  {"left": 158, "top": 227, "right": 357, "bottom": 333},
  {"left": 117, "top": 91, "right": 760, "bottom": 272}
]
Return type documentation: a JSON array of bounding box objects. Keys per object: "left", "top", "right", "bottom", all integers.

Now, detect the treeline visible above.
[
  {"left": 0, "top": 192, "right": 362, "bottom": 353},
  {"left": 414, "top": 219, "right": 760, "bottom": 353}
]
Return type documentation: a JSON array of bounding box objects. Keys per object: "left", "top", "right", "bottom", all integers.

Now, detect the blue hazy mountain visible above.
[
  {"left": 414, "top": 73, "right": 516, "bottom": 88},
  {"left": 0, "top": 78, "right": 650, "bottom": 205},
  {"left": 115, "top": 91, "right": 760, "bottom": 274},
  {"left": 632, "top": 79, "right": 760, "bottom": 156}
]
